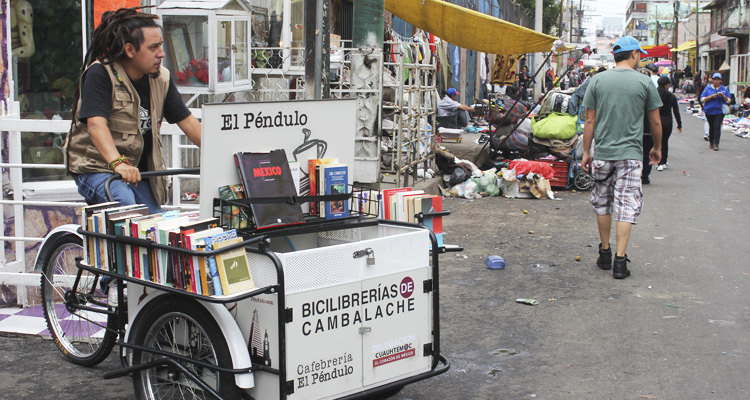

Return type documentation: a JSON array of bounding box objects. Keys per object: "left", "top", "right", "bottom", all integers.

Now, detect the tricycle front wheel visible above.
[{"left": 130, "top": 296, "right": 242, "bottom": 400}]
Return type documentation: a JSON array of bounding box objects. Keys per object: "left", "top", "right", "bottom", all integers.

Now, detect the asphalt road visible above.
[{"left": 1, "top": 105, "right": 748, "bottom": 399}]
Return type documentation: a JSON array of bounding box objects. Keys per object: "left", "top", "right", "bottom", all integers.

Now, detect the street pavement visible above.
[{"left": 1, "top": 105, "right": 748, "bottom": 399}]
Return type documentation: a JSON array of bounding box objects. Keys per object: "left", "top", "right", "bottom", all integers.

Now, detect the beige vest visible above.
[{"left": 65, "top": 60, "right": 170, "bottom": 205}]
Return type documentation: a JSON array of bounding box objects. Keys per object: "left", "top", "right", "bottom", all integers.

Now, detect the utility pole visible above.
[
  {"left": 578, "top": 0, "right": 583, "bottom": 43},
  {"left": 534, "top": 0, "right": 543, "bottom": 102},
  {"left": 695, "top": 0, "right": 699, "bottom": 71},
  {"left": 304, "top": 0, "right": 331, "bottom": 99},
  {"left": 569, "top": 0, "right": 574, "bottom": 42},
  {"left": 559, "top": 0, "right": 565, "bottom": 39},
  {"left": 655, "top": 6, "right": 660, "bottom": 46},
  {"left": 673, "top": 0, "right": 678, "bottom": 69}
]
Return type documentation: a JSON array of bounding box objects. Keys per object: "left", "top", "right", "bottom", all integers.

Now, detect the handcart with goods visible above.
[{"left": 35, "top": 100, "right": 453, "bottom": 400}]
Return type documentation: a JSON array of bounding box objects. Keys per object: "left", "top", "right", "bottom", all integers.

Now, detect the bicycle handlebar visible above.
[{"left": 104, "top": 168, "right": 201, "bottom": 202}]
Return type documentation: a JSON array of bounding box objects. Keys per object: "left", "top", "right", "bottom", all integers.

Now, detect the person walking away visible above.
[
  {"left": 700, "top": 72, "right": 731, "bottom": 150},
  {"left": 437, "top": 88, "right": 475, "bottom": 128},
  {"left": 580, "top": 36, "right": 662, "bottom": 279},
  {"left": 656, "top": 76, "right": 682, "bottom": 170},
  {"left": 64, "top": 7, "right": 202, "bottom": 214}
]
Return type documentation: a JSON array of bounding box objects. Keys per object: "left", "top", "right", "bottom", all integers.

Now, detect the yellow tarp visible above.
[
  {"left": 385, "top": 0, "right": 557, "bottom": 55},
  {"left": 671, "top": 41, "right": 696, "bottom": 52}
]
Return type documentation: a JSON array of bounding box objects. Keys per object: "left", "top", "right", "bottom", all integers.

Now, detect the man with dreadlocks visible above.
[{"left": 64, "top": 7, "right": 201, "bottom": 213}]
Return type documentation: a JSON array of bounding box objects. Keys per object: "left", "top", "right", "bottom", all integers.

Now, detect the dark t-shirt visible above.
[{"left": 78, "top": 63, "right": 191, "bottom": 171}]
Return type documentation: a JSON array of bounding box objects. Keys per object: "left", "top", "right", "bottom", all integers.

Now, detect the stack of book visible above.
[
  {"left": 380, "top": 188, "right": 444, "bottom": 247},
  {"left": 227, "top": 150, "right": 354, "bottom": 225},
  {"left": 81, "top": 204, "right": 255, "bottom": 296}
]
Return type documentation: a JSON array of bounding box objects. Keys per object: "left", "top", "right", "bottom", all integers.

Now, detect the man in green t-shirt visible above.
[{"left": 580, "top": 36, "right": 663, "bottom": 279}]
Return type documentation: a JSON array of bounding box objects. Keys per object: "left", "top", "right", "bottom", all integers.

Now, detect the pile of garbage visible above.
[{"left": 436, "top": 147, "right": 555, "bottom": 200}]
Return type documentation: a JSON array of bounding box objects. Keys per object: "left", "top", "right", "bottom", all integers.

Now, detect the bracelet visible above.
[{"left": 108, "top": 155, "right": 131, "bottom": 171}]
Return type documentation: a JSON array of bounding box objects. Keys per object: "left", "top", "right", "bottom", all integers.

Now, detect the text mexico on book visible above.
[{"left": 234, "top": 149, "right": 304, "bottom": 229}]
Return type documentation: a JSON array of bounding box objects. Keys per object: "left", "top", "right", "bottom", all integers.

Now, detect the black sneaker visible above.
[
  {"left": 613, "top": 255, "right": 631, "bottom": 279},
  {"left": 597, "top": 244, "right": 612, "bottom": 270}
]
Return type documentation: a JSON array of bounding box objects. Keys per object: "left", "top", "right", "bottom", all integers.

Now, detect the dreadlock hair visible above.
[{"left": 70, "top": 7, "right": 159, "bottom": 124}]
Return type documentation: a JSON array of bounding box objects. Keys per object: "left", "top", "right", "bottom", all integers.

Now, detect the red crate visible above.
[{"left": 539, "top": 160, "right": 569, "bottom": 188}]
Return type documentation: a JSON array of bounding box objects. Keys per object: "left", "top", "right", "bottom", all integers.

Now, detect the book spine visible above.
[{"left": 204, "top": 239, "right": 224, "bottom": 296}]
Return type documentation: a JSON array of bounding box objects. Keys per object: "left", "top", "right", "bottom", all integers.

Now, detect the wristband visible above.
[{"left": 108, "top": 155, "right": 131, "bottom": 171}]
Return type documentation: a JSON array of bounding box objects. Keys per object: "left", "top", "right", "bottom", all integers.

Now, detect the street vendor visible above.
[
  {"left": 438, "top": 88, "right": 475, "bottom": 128},
  {"left": 64, "top": 7, "right": 202, "bottom": 214}
]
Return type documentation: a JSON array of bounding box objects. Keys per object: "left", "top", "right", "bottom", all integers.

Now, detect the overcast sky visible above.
[{"left": 581, "top": 0, "right": 627, "bottom": 39}]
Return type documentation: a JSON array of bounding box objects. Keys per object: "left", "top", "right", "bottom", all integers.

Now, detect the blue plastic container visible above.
[{"left": 485, "top": 255, "right": 506, "bottom": 270}]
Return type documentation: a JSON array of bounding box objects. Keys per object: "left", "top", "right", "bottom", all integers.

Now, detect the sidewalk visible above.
[{"left": 0, "top": 304, "right": 107, "bottom": 338}]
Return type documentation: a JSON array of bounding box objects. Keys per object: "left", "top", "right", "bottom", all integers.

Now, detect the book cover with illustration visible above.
[
  {"left": 213, "top": 237, "right": 255, "bottom": 295},
  {"left": 320, "top": 164, "right": 349, "bottom": 219},
  {"left": 307, "top": 157, "right": 339, "bottom": 215},
  {"left": 235, "top": 149, "right": 305, "bottom": 229}
]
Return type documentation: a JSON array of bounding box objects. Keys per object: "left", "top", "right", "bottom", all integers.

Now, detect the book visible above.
[
  {"left": 421, "top": 195, "right": 444, "bottom": 248},
  {"left": 289, "top": 161, "right": 301, "bottom": 196},
  {"left": 213, "top": 237, "right": 255, "bottom": 295},
  {"left": 218, "top": 184, "right": 249, "bottom": 229},
  {"left": 319, "top": 164, "right": 349, "bottom": 219},
  {"left": 81, "top": 202, "right": 119, "bottom": 267},
  {"left": 406, "top": 194, "right": 429, "bottom": 223},
  {"left": 203, "top": 230, "right": 241, "bottom": 296},
  {"left": 179, "top": 218, "right": 220, "bottom": 294},
  {"left": 135, "top": 214, "right": 170, "bottom": 281},
  {"left": 186, "top": 227, "right": 224, "bottom": 296},
  {"left": 108, "top": 212, "right": 149, "bottom": 275},
  {"left": 104, "top": 206, "right": 149, "bottom": 275},
  {"left": 394, "top": 190, "right": 424, "bottom": 222},
  {"left": 128, "top": 214, "right": 159, "bottom": 279},
  {"left": 403, "top": 192, "right": 427, "bottom": 222},
  {"left": 381, "top": 188, "right": 412, "bottom": 220},
  {"left": 154, "top": 217, "right": 190, "bottom": 286},
  {"left": 307, "top": 157, "right": 339, "bottom": 215},
  {"left": 235, "top": 149, "right": 305, "bottom": 229}
]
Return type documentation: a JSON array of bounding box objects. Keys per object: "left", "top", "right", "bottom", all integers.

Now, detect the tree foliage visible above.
[{"left": 517, "top": 0, "right": 562, "bottom": 36}]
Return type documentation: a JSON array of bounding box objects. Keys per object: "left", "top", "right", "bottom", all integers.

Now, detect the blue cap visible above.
[
  {"left": 447, "top": 88, "right": 459, "bottom": 96},
  {"left": 712, "top": 72, "right": 722, "bottom": 79},
  {"left": 612, "top": 36, "right": 648, "bottom": 55}
]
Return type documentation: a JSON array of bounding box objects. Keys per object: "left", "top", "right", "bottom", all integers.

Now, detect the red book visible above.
[
  {"left": 420, "top": 195, "right": 443, "bottom": 232},
  {"left": 168, "top": 231, "right": 185, "bottom": 291},
  {"left": 381, "top": 187, "right": 412, "bottom": 220}
]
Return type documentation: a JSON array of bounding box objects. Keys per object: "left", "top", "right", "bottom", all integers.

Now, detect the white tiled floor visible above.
[{"left": 0, "top": 314, "right": 49, "bottom": 335}]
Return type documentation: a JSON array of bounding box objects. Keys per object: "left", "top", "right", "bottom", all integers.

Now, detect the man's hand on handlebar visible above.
[{"left": 114, "top": 163, "right": 141, "bottom": 185}]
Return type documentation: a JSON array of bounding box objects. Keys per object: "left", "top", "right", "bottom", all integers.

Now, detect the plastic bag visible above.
[
  {"left": 449, "top": 167, "right": 469, "bottom": 186},
  {"left": 474, "top": 170, "right": 500, "bottom": 197},
  {"left": 507, "top": 160, "right": 554, "bottom": 179},
  {"left": 501, "top": 167, "right": 517, "bottom": 182},
  {"left": 451, "top": 179, "right": 482, "bottom": 199}
]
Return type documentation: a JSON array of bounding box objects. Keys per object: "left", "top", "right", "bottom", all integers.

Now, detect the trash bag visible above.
[
  {"left": 507, "top": 160, "right": 555, "bottom": 179},
  {"left": 474, "top": 170, "right": 500, "bottom": 197},
  {"left": 449, "top": 167, "right": 469, "bottom": 187}
]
